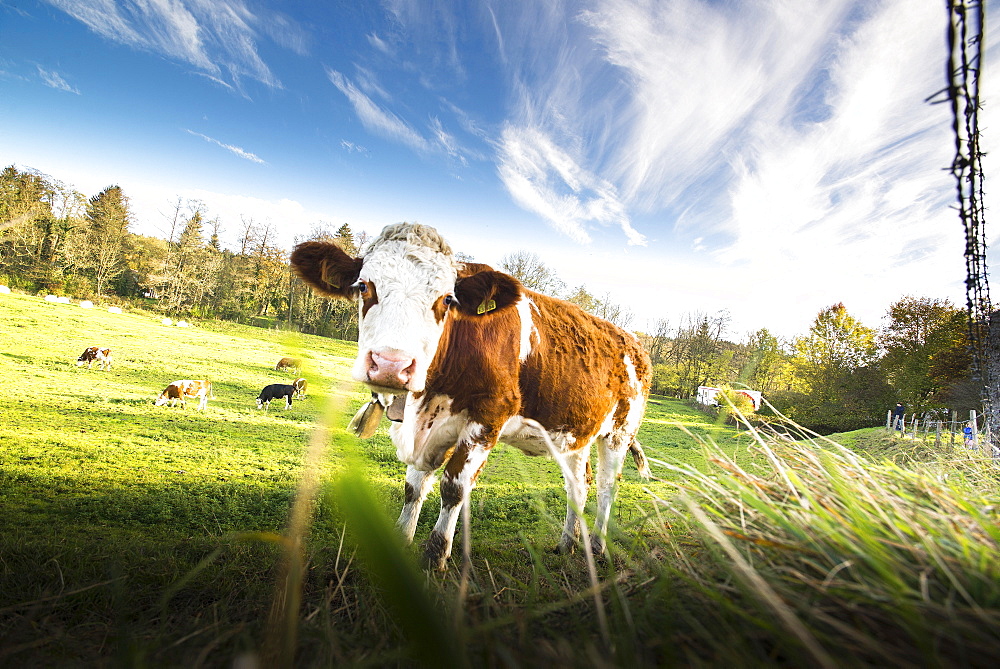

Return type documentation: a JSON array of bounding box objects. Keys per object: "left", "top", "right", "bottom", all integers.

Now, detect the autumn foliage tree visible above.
[
  {"left": 770, "top": 303, "right": 894, "bottom": 432},
  {"left": 880, "top": 296, "right": 973, "bottom": 411}
]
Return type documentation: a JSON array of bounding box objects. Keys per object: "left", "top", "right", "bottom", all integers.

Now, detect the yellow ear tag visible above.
[{"left": 477, "top": 299, "right": 497, "bottom": 315}]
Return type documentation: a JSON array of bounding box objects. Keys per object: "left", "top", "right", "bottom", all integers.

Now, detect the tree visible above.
[
  {"left": 668, "top": 311, "right": 732, "bottom": 398},
  {"left": 777, "top": 303, "right": 892, "bottom": 433},
  {"left": 738, "top": 328, "right": 788, "bottom": 393},
  {"left": 501, "top": 251, "right": 565, "bottom": 296},
  {"left": 82, "top": 185, "right": 132, "bottom": 295},
  {"left": 880, "top": 296, "right": 972, "bottom": 411}
]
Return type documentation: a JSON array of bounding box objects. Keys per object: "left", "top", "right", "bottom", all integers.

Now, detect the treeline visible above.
[
  {"left": 0, "top": 164, "right": 360, "bottom": 339},
  {"left": 0, "top": 164, "right": 978, "bottom": 433},
  {"left": 492, "top": 233, "right": 976, "bottom": 435}
]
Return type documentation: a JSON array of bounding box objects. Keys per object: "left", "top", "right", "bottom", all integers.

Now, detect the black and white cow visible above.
[{"left": 257, "top": 383, "right": 296, "bottom": 410}]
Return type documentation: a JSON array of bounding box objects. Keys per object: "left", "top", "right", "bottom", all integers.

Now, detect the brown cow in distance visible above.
[
  {"left": 291, "top": 223, "right": 651, "bottom": 570},
  {"left": 275, "top": 357, "right": 301, "bottom": 372},
  {"left": 76, "top": 346, "right": 112, "bottom": 371}
]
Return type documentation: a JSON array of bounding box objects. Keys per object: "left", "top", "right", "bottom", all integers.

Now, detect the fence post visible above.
[
  {"left": 935, "top": 420, "right": 942, "bottom": 448},
  {"left": 886, "top": 410, "right": 892, "bottom": 432},
  {"left": 971, "top": 410, "right": 979, "bottom": 452},
  {"left": 951, "top": 410, "right": 958, "bottom": 444},
  {"left": 910, "top": 414, "right": 918, "bottom": 440}
]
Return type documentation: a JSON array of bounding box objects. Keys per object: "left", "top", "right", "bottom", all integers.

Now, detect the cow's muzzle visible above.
[{"left": 365, "top": 350, "right": 417, "bottom": 391}]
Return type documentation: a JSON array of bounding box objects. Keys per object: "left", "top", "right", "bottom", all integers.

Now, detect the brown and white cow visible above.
[
  {"left": 291, "top": 223, "right": 651, "bottom": 570},
  {"left": 275, "top": 357, "right": 301, "bottom": 372},
  {"left": 155, "top": 380, "right": 213, "bottom": 410},
  {"left": 76, "top": 346, "right": 112, "bottom": 371},
  {"left": 293, "top": 377, "right": 308, "bottom": 398}
]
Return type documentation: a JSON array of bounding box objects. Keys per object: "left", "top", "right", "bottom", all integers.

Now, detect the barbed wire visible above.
[{"left": 942, "top": 0, "right": 998, "bottom": 453}]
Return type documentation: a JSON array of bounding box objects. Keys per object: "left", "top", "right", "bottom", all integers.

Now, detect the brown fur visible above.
[
  {"left": 290, "top": 241, "right": 362, "bottom": 297},
  {"left": 430, "top": 274, "right": 651, "bottom": 448}
]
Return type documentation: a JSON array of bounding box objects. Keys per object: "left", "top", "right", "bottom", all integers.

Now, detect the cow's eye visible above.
[
  {"left": 444, "top": 294, "right": 458, "bottom": 307},
  {"left": 354, "top": 280, "right": 369, "bottom": 295}
]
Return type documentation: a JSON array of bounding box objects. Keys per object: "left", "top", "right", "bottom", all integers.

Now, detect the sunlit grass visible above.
[{"left": 4, "top": 289, "right": 999, "bottom": 666}]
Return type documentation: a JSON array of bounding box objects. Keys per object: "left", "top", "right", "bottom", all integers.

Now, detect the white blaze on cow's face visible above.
[{"left": 353, "top": 238, "right": 457, "bottom": 394}]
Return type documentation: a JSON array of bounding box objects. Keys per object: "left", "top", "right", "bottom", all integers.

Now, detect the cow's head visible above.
[{"left": 291, "top": 223, "right": 516, "bottom": 394}]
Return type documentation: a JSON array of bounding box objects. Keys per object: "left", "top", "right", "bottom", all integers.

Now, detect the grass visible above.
[{"left": 2, "top": 289, "right": 1000, "bottom": 666}]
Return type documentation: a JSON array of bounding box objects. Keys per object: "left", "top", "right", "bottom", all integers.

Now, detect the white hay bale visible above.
[
  {"left": 161, "top": 317, "right": 173, "bottom": 326},
  {"left": 45, "top": 294, "right": 59, "bottom": 302},
  {"left": 176, "top": 320, "right": 190, "bottom": 328},
  {"left": 108, "top": 306, "right": 123, "bottom": 314},
  {"left": 80, "top": 300, "right": 94, "bottom": 309},
  {"left": 0, "top": 285, "right": 10, "bottom": 294},
  {"left": 57, "top": 296, "right": 71, "bottom": 304}
]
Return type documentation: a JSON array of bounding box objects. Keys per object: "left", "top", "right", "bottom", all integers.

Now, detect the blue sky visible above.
[{"left": 0, "top": 0, "right": 993, "bottom": 339}]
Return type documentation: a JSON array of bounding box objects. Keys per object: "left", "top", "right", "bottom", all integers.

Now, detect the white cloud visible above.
[
  {"left": 184, "top": 129, "right": 266, "bottom": 164},
  {"left": 43, "top": 0, "right": 284, "bottom": 89},
  {"left": 36, "top": 65, "right": 80, "bottom": 94},
  {"left": 497, "top": 124, "right": 645, "bottom": 245},
  {"left": 326, "top": 67, "right": 431, "bottom": 153}
]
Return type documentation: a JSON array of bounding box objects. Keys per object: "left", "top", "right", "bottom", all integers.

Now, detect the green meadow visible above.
[{"left": 2, "top": 290, "right": 999, "bottom": 667}]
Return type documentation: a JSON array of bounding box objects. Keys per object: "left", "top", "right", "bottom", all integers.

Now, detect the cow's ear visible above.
[
  {"left": 290, "top": 242, "right": 363, "bottom": 299},
  {"left": 456, "top": 261, "right": 494, "bottom": 279},
  {"left": 453, "top": 271, "right": 521, "bottom": 318}
]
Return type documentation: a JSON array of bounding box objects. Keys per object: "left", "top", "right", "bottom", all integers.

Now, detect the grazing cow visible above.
[
  {"left": 155, "top": 380, "right": 213, "bottom": 410},
  {"left": 76, "top": 346, "right": 112, "bottom": 371},
  {"left": 275, "top": 357, "right": 302, "bottom": 372},
  {"left": 291, "top": 223, "right": 651, "bottom": 570},
  {"left": 257, "top": 383, "right": 296, "bottom": 410},
  {"left": 293, "top": 377, "right": 308, "bottom": 398}
]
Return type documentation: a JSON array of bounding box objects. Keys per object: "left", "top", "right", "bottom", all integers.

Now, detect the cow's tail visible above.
[
  {"left": 209, "top": 382, "right": 216, "bottom": 399},
  {"left": 629, "top": 440, "right": 652, "bottom": 479}
]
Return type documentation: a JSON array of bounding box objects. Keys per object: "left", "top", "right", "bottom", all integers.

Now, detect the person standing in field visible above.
[
  {"left": 964, "top": 423, "right": 976, "bottom": 449},
  {"left": 892, "top": 403, "right": 905, "bottom": 431}
]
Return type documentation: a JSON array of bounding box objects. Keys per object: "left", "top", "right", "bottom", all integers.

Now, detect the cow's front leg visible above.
[
  {"left": 557, "top": 447, "right": 591, "bottom": 554},
  {"left": 396, "top": 465, "right": 437, "bottom": 543},
  {"left": 424, "top": 440, "right": 492, "bottom": 571}
]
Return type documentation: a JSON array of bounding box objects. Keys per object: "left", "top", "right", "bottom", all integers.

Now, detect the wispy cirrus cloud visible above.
[
  {"left": 43, "top": 0, "right": 291, "bottom": 89},
  {"left": 36, "top": 65, "right": 80, "bottom": 94},
  {"left": 185, "top": 129, "right": 266, "bottom": 164},
  {"left": 326, "top": 68, "right": 431, "bottom": 153},
  {"left": 497, "top": 124, "right": 644, "bottom": 245}
]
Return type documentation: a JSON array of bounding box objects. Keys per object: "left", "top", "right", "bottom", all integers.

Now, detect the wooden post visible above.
[
  {"left": 911, "top": 414, "right": 918, "bottom": 440},
  {"left": 935, "top": 420, "right": 942, "bottom": 448},
  {"left": 886, "top": 410, "right": 892, "bottom": 432},
  {"left": 951, "top": 410, "right": 958, "bottom": 444},
  {"left": 971, "top": 410, "right": 979, "bottom": 451}
]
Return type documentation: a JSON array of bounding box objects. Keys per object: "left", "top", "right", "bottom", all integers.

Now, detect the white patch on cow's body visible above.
[
  {"left": 352, "top": 236, "right": 458, "bottom": 393},
  {"left": 392, "top": 393, "right": 468, "bottom": 469},
  {"left": 514, "top": 296, "right": 536, "bottom": 362},
  {"left": 499, "top": 415, "right": 578, "bottom": 457}
]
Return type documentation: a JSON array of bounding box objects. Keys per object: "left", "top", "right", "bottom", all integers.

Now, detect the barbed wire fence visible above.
[{"left": 940, "top": 0, "right": 999, "bottom": 457}]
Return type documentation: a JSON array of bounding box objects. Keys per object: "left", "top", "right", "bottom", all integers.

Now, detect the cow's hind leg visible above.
[
  {"left": 424, "top": 440, "right": 491, "bottom": 571},
  {"left": 396, "top": 465, "right": 437, "bottom": 543},
  {"left": 556, "top": 447, "right": 591, "bottom": 554},
  {"left": 591, "top": 434, "right": 631, "bottom": 554}
]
